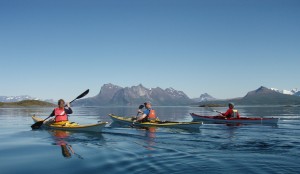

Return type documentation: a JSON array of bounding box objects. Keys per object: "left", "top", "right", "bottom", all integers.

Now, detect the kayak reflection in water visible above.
[
  {"left": 134, "top": 127, "right": 157, "bottom": 152},
  {"left": 221, "top": 103, "right": 240, "bottom": 119},
  {"left": 51, "top": 130, "right": 83, "bottom": 159},
  {"left": 145, "top": 127, "right": 156, "bottom": 150},
  {"left": 134, "top": 102, "right": 159, "bottom": 122},
  {"left": 49, "top": 99, "right": 73, "bottom": 123}
]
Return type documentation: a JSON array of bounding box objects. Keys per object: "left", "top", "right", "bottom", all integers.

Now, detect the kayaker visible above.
[
  {"left": 222, "top": 103, "right": 240, "bottom": 118},
  {"left": 135, "top": 102, "right": 158, "bottom": 122},
  {"left": 50, "top": 99, "right": 73, "bottom": 122}
]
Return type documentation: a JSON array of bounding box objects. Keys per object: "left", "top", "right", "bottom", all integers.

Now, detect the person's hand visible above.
[
  {"left": 137, "top": 109, "right": 143, "bottom": 114},
  {"left": 66, "top": 102, "right": 71, "bottom": 108},
  {"left": 132, "top": 120, "right": 137, "bottom": 124}
]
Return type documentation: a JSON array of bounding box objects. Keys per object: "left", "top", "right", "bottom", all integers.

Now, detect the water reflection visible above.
[
  {"left": 49, "top": 130, "right": 84, "bottom": 159},
  {"left": 135, "top": 127, "right": 157, "bottom": 151}
]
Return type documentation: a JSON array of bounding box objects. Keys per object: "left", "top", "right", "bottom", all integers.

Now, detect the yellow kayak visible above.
[
  {"left": 108, "top": 114, "right": 202, "bottom": 129},
  {"left": 32, "top": 115, "right": 108, "bottom": 132}
]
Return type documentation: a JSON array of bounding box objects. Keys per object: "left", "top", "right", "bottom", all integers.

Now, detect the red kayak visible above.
[{"left": 190, "top": 113, "right": 279, "bottom": 124}]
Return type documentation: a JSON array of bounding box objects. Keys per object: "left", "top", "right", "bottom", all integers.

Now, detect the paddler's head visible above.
[
  {"left": 144, "top": 102, "right": 152, "bottom": 109},
  {"left": 228, "top": 102, "right": 234, "bottom": 109},
  {"left": 58, "top": 99, "right": 65, "bottom": 109}
]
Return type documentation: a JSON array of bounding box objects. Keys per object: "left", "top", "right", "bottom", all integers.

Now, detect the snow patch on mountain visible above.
[
  {"left": 0, "top": 95, "right": 40, "bottom": 102},
  {"left": 270, "top": 88, "right": 299, "bottom": 95},
  {"left": 193, "top": 93, "right": 216, "bottom": 102}
]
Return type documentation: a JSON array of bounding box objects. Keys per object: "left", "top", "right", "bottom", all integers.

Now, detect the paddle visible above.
[
  {"left": 31, "top": 89, "right": 89, "bottom": 129},
  {"left": 131, "top": 105, "right": 145, "bottom": 126},
  {"left": 205, "top": 106, "right": 223, "bottom": 114},
  {"left": 137, "top": 104, "right": 144, "bottom": 116}
]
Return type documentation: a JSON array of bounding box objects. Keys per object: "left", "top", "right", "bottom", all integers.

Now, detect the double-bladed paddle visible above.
[
  {"left": 31, "top": 89, "right": 89, "bottom": 129},
  {"left": 205, "top": 106, "right": 223, "bottom": 114}
]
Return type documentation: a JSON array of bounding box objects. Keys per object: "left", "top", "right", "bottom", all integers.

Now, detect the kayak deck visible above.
[
  {"left": 108, "top": 114, "right": 202, "bottom": 129},
  {"left": 190, "top": 113, "right": 279, "bottom": 124},
  {"left": 32, "top": 115, "right": 108, "bottom": 132}
]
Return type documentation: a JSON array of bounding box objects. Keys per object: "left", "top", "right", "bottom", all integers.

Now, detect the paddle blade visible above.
[
  {"left": 31, "top": 121, "right": 44, "bottom": 129},
  {"left": 138, "top": 105, "right": 144, "bottom": 109},
  {"left": 76, "top": 89, "right": 89, "bottom": 100},
  {"left": 136, "top": 105, "right": 145, "bottom": 116},
  {"left": 69, "top": 89, "right": 90, "bottom": 104}
]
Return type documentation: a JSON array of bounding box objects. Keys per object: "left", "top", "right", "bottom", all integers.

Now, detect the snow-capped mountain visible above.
[
  {"left": 199, "top": 86, "right": 300, "bottom": 105},
  {"left": 270, "top": 88, "right": 299, "bottom": 95},
  {"left": 0, "top": 95, "right": 40, "bottom": 102},
  {"left": 74, "top": 83, "right": 192, "bottom": 106},
  {"left": 193, "top": 93, "right": 216, "bottom": 102}
]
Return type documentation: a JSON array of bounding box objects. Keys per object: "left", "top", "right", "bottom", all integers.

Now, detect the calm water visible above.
[{"left": 0, "top": 106, "right": 300, "bottom": 174}]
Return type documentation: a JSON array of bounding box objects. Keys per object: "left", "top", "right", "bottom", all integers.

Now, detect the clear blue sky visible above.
[{"left": 0, "top": 0, "right": 299, "bottom": 101}]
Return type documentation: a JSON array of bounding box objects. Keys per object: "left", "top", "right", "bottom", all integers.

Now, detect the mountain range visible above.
[
  {"left": 199, "top": 86, "right": 300, "bottom": 106},
  {"left": 0, "top": 95, "right": 55, "bottom": 103},
  {"left": 1, "top": 85, "right": 300, "bottom": 106},
  {"left": 0, "top": 95, "right": 39, "bottom": 102},
  {"left": 73, "top": 83, "right": 193, "bottom": 106}
]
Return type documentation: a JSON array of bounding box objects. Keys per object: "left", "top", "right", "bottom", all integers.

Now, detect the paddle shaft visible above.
[
  {"left": 205, "top": 106, "right": 223, "bottom": 115},
  {"left": 214, "top": 110, "right": 223, "bottom": 114}
]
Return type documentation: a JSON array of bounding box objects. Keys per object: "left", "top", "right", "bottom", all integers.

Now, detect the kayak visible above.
[
  {"left": 32, "top": 115, "right": 108, "bottom": 132},
  {"left": 108, "top": 114, "right": 203, "bottom": 129},
  {"left": 190, "top": 113, "right": 279, "bottom": 124}
]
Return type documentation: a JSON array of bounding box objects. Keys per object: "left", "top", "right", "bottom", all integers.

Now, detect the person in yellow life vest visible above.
[
  {"left": 222, "top": 102, "right": 240, "bottom": 118},
  {"left": 50, "top": 99, "right": 73, "bottom": 122},
  {"left": 136, "top": 102, "right": 157, "bottom": 122}
]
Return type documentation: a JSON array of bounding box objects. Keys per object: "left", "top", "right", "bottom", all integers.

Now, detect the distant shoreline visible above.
[
  {"left": 0, "top": 100, "right": 56, "bottom": 108},
  {"left": 198, "top": 104, "right": 226, "bottom": 107}
]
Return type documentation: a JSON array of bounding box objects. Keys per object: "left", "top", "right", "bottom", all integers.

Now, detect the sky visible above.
[{"left": 0, "top": 0, "right": 299, "bottom": 101}]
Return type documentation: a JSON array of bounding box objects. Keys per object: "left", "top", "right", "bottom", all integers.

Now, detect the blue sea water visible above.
[{"left": 0, "top": 106, "right": 299, "bottom": 174}]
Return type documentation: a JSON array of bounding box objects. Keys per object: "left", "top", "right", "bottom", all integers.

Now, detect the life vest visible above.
[
  {"left": 231, "top": 109, "right": 238, "bottom": 118},
  {"left": 147, "top": 109, "right": 157, "bottom": 120},
  {"left": 54, "top": 108, "right": 68, "bottom": 122}
]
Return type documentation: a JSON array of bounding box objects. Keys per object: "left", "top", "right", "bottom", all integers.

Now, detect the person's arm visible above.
[
  {"left": 65, "top": 107, "right": 73, "bottom": 114},
  {"left": 50, "top": 109, "right": 55, "bottom": 117},
  {"left": 136, "top": 113, "right": 147, "bottom": 121},
  {"left": 64, "top": 102, "right": 73, "bottom": 114},
  {"left": 222, "top": 109, "right": 230, "bottom": 117},
  {"left": 136, "top": 109, "right": 149, "bottom": 122}
]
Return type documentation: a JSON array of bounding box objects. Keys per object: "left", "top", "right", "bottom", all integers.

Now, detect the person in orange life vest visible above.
[
  {"left": 136, "top": 102, "right": 157, "bottom": 122},
  {"left": 222, "top": 102, "right": 240, "bottom": 118},
  {"left": 50, "top": 99, "right": 73, "bottom": 122}
]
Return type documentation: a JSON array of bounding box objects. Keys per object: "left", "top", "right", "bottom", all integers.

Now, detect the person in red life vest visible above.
[
  {"left": 135, "top": 102, "right": 158, "bottom": 122},
  {"left": 222, "top": 102, "right": 240, "bottom": 118},
  {"left": 50, "top": 99, "right": 73, "bottom": 122}
]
